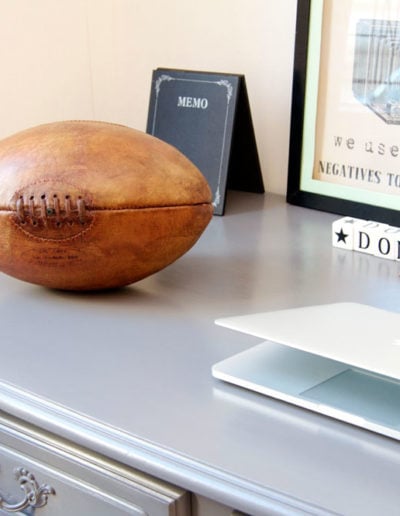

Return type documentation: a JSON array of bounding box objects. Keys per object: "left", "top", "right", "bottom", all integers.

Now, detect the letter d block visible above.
[
  {"left": 354, "top": 220, "right": 388, "bottom": 255},
  {"left": 332, "top": 217, "right": 364, "bottom": 249}
]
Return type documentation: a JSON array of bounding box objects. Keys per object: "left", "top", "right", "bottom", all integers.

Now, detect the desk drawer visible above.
[{"left": 0, "top": 412, "right": 189, "bottom": 515}]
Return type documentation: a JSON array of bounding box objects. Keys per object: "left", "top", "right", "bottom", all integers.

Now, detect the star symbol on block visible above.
[{"left": 335, "top": 228, "right": 349, "bottom": 243}]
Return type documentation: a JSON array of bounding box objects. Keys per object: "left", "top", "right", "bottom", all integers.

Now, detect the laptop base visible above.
[{"left": 212, "top": 342, "right": 400, "bottom": 440}]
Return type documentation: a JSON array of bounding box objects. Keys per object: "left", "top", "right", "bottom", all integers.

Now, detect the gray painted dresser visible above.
[{"left": 0, "top": 192, "right": 399, "bottom": 515}]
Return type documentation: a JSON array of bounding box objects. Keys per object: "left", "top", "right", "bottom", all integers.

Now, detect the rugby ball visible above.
[{"left": 0, "top": 121, "right": 212, "bottom": 290}]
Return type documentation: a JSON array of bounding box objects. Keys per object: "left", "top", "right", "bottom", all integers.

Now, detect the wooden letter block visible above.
[
  {"left": 375, "top": 226, "right": 400, "bottom": 260},
  {"left": 332, "top": 216, "right": 400, "bottom": 261},
  {"left": 353, "top": 221, "right": 388, "bottom": 255},
  {"left": 332, "top": 217, "right": 362, "bottom": 249}
]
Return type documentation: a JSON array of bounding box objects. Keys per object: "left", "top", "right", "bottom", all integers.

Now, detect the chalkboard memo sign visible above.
[{"left": 146, "top": 68, "right": 264, "bottom": 215}]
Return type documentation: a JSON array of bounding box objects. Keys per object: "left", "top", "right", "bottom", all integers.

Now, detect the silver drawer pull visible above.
[{"left": 0, "top": 467, "right": 55, "bottom": 513}]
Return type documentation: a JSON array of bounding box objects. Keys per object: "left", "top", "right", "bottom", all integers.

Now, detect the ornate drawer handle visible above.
[{"left": 0, "top": 467, "right": 55, "bottom": 513}]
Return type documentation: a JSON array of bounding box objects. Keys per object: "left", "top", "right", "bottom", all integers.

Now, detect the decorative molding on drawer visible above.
[
  {"left": 0, "top": 467, "right": 55, "bottom": 513},
  {"left": 0, "top": 412, "right": 189, "bottom": 515}
]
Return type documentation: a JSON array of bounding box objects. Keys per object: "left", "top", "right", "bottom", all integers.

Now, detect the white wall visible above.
[{"left": 0, "top": 0, "right": 297, "bottom": 195}]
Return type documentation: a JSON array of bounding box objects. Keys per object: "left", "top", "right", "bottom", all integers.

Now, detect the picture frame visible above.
[{"left": 287, "top": 0, "right": 400, "bottom": 226}]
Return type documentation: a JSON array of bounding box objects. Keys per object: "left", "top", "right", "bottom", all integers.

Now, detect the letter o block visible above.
[{"left": 376, "top": 227, "right": 400, "bottom": 260}]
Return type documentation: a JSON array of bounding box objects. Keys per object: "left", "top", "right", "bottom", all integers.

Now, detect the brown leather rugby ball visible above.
[{"left": 0, "top": 121, "right": 212, "bottom": 290}]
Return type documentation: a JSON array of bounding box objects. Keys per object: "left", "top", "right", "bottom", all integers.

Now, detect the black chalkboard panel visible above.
[{"left": 147, "top": 68, "right": 264, "bottom": 215}]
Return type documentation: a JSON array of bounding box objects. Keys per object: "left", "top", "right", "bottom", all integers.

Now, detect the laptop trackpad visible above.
[{"left": 301, "top": 369, "right": 400, "bottom": 428}]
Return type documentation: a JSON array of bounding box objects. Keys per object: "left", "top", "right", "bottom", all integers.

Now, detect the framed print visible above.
[{"left": 287, "top": 0, "right": 400, "bottom": 226}]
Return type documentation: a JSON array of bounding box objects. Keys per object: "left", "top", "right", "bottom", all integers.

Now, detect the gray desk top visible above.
[{"left": 0, "top": 192, "right": 399, "bottom": 515}]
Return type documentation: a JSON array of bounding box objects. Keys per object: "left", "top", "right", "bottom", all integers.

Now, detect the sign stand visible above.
[{"left": 147, "top": 68, "right": 264, "bottom": 215}]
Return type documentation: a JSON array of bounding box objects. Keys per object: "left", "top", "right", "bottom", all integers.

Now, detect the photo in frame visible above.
[{"left": 287, "top": 0, "right": 400, "bottom": 226}]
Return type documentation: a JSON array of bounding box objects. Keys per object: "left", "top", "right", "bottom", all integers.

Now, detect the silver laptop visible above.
[{"left": 212, "top": 303, "right": 400, "bottom": 440}]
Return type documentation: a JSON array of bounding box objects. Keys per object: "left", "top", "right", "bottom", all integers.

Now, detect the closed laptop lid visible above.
[{"left": 215, "top": 303, "right": 400, "bottom": 380}]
